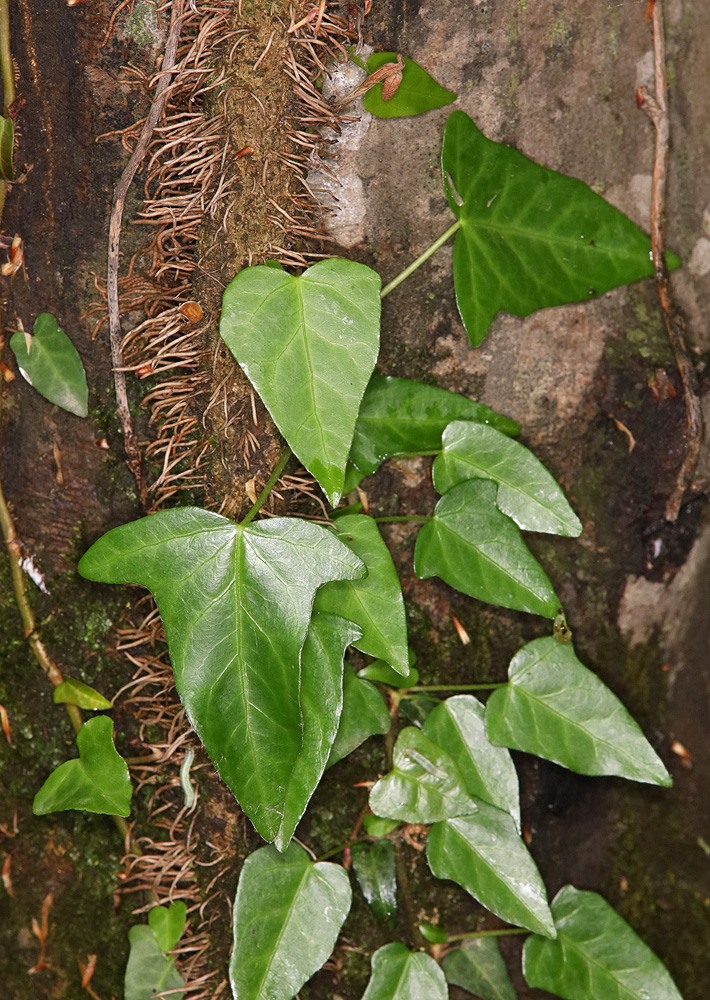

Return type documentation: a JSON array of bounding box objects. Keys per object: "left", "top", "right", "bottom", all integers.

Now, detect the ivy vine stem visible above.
[
  {"left": 373, "top": 515, "right": 431, "bottom": 523},
  {"left": 0, "top": 0, "right": 14, "bottom": 222},
  {"left": 380, "top": 220, "right": 461, "bottom": 299},
  {"left": 447, "top": 927, "right": 529, "bottom": 942},
  {"left": 401, "top": 682, "right": 507, "bottom": 694},
  {"left": 241, "top": 446, "right": 292, "bottom": 525}
]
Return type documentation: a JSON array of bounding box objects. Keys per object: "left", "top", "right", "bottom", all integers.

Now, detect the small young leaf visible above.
[
  {"left": 399, "top": 695, "right": 440, "bottom": 727},
  {"left": 220, "top": 259, "right": 381, "bottom": 505},
  {"left": 124, "top": 925, "right": 185, "bottom": 1000},
  {"left": 148, "top": 901, "right": 187, "bottom": 953},
  {"left": 33, "top": 715, "right": 132, "bottom": 817},
  {"left": 359, "top": 652, "right": 418, "bottom": 688},
  {"left": 443, "top": 937, "right": 516, "bottom": 1000},
  {"left": 327, "top": 667, "right": 390, "bottom": 767},
  {"left": 53, "top": 678, "right": 111, "bottom": 711},
  {"left": 361, "top": 943, "right": 448, "bottom": 1000},
  {"left": 419, "top": 922, "right": 448, "bottom": 944},
  {"left": 414, "top": 480, "right": 559, "bottom": 618},
  {"left": 427, "top": 803, "right": 555, "bottom": 938},
  {"left": 423, "top": 695, "right": 520, "bottom": 830},
  {"left": 363, "top": 814, "right": 399, "bottom": 838},
  {"left": 229, "top": 842, "right": 351, "bottom": 1000},
  {"left": 314, "top": 515, "right": 409, "bottom": 674},
  {"left": 523, "top": 885, "right": 684, "bottom": 1000},
  {"left": 351, "top": 840, "right": 397, "bottom": 924},
  {"left": 442, "top": 110, "right": 679, "bottom": 347},
  {"left": 78, "top": 507, "right": 364, "bottom": 843},
  {"left": 485, "top": 637, "right": 672, "bottom": 786},
  {"left": 370, "top": 727, "right": 477, "bottom": 823},
  {"left": 433, "top": 421, "right": 582, "bottom": 536},
  {"left": 10, "top": 313, "right": 88, "bottom": 417},
  {"left": 0, "top": 116, "right": 14, "bottom": 181},
  {"left": 350, "top": 375, "right": 519, "bottom": 478},
  {"left": 363, "top": 53, "right": 456, "bottom": 118}
]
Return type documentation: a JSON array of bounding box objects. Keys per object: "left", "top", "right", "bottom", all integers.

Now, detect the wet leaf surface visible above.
[{"left": 361, "top": 943, "right": 448, "bottom": 1000}]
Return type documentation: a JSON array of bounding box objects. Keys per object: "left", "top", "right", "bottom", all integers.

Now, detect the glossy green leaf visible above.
[
  {"left": 361, "top": 943, "right": 448, "bottom": 1000},
  {"left": 485, "top": 638, "right": 672, "bottom": 786},
  {"left": 78, "top": 507, "right": 364, "bottom": 843},
  {"left": 328, "top": 666, "right": 390, "bottom": 767},
  {"left": 443, "top": 937, "right": 516, "bottom": 1000},
  {"left": 433, "top": 421, "right": 582, "bottom": 537},
  {"left": 370, "top": 727, "right": 477, "bottom": 823},
  {"left": 220, "top": 259, "right": 381, "bottom": 505},
  {"left": 314, "top": 515, "right": 409, "bottom": 674},
  {"left": 363, "top": 814, "right": 399, "bottom": 838},
  {"left": 148, "top": 901, "right": 187, "bottom": 953},
  {"left": 350, "top": 375, "right": 519, "bottom": 478},
  {"left": 229, "top": 842, "right": 351, "bottom": 1000},
  {"left": 0, "top": 115, "right": 14, "bottom": 181},
  {"left": 423, "top": 695, "right": 520, "bottom": 830},
  {"left": 363, "top": 53, "right": 456, "bottom": 118},
  {"left": 399, "top": 695, "right": 440, "bottom": 727},
  {"left": 427, "top": 803, "right": 555, "bottom": 938},
  {"left": 124, "top": 925, "right": 185, "bottom": 1000},
  {"left": 359, "top": 653, "right": 418, "bottom": 688},
  {"left": 52, "top": 677, "right": 111, "bottom": 710},
  {"left": 414, "top": 480, "right": 559, "bottom": 618},
  {"left": 10, "top": 313, "right": 88, "bottom": 417},
  {"left": 443, "top": 111, "right": 679, "bottom": 347},
  {"left": 351, "top": 839, "right": 397, "bottom": 924},
  {"left": 33, "top": 716, "right": 131, "bottom": 817},
  {"left": 419, "top": 922, "right": 448, "bottom": 944},
  {"left": 523, "top": 885, "right": 683, "bottom": 1000}
]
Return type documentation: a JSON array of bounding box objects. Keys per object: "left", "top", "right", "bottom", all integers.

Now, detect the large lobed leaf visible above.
[
  {"left": 220, "top": 259, "right": 381, "bottom": 505},
  {"left": 361, "top": 943, "right": 448, "bottom": 1000},
  {"left": 523, "top": 885, "right": 684, "bottom": 1000},
  {"left": 485, "top": 637, "right": 672, "bottom": 786},
  {"left": 230, "top": 842, "right": 351, "bottom": 1000},
  {"left": 442, "top": 110, "right": 679, "bottom": 346},
  {"left": 78, "top": 507, "right": 364, "bottom": 844},
  {"left": 11, "top": 313, "right": 88, "bottom": 417},
  {"left": 363, "top": 53, "right": 456, "bottom": 118},
  {"left": 443, "top": 937, "right": 516, "bottom": 1000}
]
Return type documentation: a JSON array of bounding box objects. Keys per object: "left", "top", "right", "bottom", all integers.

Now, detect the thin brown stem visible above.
[{"left": 0, "top": 0, "right": 15, "bottom": 111}]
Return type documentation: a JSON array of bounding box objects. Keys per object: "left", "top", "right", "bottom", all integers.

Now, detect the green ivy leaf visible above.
[
  {"left": 443, "top": 938, "right": 516, "bottom": 1000},
  {"left": 52, "top": 678, "right": 111, "bottom": 711},
  {"left": 350, "top": 375, "right": 519, "bottom": 478},
  {"left": 327, "top": 667, "right": 390, "bottom": 767},
  {"left": 230, "top": 842, "right": 351, "bottom": 1000},
  {"left": 351, "top": 840, "right": 397, "bottom": 924},
  {"left": 148, "top": 901, "right": 187, "bottom": 953},
  {"left": 363, "top": 53, "right": 456, "bottom": 118},
  {"left": 419, "top": 922, "right": 448, "bottom": 944},
  {"left": 314, "top": 515, "right": 409, "bottom": 674},
  {"left": 370, "top": 727, "right": 477, "bottom": 823},
  {"left": 523, "top": 885, "right": 683, "bottom": 1000},
  {"left": 442, "top": 110, "right": 679, "bottom": 347},
  {"left": 433, "top": 421, "right": 582, "bottom": 537},
  {"left": 220, "top": 259, "right": 381, "bottom": 505},
  {"left": 359, "top": 650, "right": 418, "bottom": 688},
  {"left": 423, "top": 695, "right": 520, "bottom": 830},
  {"left": 33, "top": 716, "right": 132, "bottom": 817},
  {"left": 427, "top": 803, "right": 555, "bottom": 938},
  {"left": 363, "top": 814, "right": 399, "bottom": 838},
  {"left": 10, "top": 313, "right": 88, "bottom": 417},
  {"left": 399, "top": 695, "right": 440, "bottom": 727},
  {"left": 78, "top": 507, "right": 364, "bottom": 843},
  {"left": 0, "top": 116, "right": 14, "bottom": 181},
  {"left": 124, "top": 925, "right": 185, "bottom": 1000},
  {"left": 361, "top": 943, "right": 448, "bottom": 1000},
  {"left": 485, "top": 638, "right": 672, "bottom": 786},
  {"left": 414, "top": 480, "right": 559, "bottom": 618}
]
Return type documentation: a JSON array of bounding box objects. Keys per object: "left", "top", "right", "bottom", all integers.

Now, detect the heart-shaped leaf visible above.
[
  {"left": 230, "top": 842, "right": 351, "bottom": 1000},
  {"left": 0, "top": 115, "right": 14, "bottom": 181},
  {"left": 10, "top": 313, "right": 88, "bottom": 417},
  {"left": 485, "top": 638, "right": 672, "bottom": 786},
  {"left": 327, "top": 666, "right": 390, "bottom": 767},
  {"left": 414, "top": 479, "right": 559, "bottom": 618},
  {"left": 370, "top": 727, "right": 477, "bottom": 823},
  {"left": 523, "top": 885, "right": 683, "bottom": 1000},
  {"left": 433, "top": 421, "right": 582, "bottom": 536},
  {"left": 351, "top": 839, "right": 397, "bottom": 924},
  {"left": 423, "top": 695, "right": 520, "bottom": 830},
  {"left": 314, "top": 515, "right": 409, "bottom": 674},
  {"left": 363, "top": 53, "right": 456, "bottom": 118},
  {"left": 427, "top": 803, "right": 555, "bottom": 938},
  {"left": 33, "top": 715, "right": 131, "bottom": 817},
  {"left": 361, "top": 943, "right": 448, "bottom": 1000},
  {"left": 443, "top": 937, "right": 516, "bottom": 1000},
  {"left": 148, "top": 901, "right": 187, "bottom": 953},
  {"left": 78, "top": 507, "right": 364, "bottom": 843},
  {"left": 124, "top": 925, "right": 185, "bottom": 1000},
  {"left": 442, "top": 110, "right": 679, "bottom": 346},
  {"left": 350, "top": 375, "right": 519, "bottom": 478},
  {"left": 52, "top": 677, "right": 111, "bottom": 710},
  {"left": 220, "top": 259, "right": 381, "bottom": 505}
]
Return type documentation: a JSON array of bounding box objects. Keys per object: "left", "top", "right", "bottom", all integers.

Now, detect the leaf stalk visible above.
[
  {"left": 380, "top": 220, "right": 461, "bottom": 299},
  {"left": 241, "top": 446, "right": 292, "bottom": 525}
]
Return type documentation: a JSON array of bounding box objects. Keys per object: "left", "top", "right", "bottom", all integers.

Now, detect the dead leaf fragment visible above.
[
  {"left": 451, "top": 615, "right": 470, "bottom": 646},
  {"left": 0, "top": 703, "right": 11, "bottom": 744},
  {"left": 671, "top": 740, "right": 693, "bottom": 768},
  {"left": 2, "top": 854, "right": 14, "bottom": 897},
  {"left": 179, "top": 300, "right": 204, "bottom": 323}
]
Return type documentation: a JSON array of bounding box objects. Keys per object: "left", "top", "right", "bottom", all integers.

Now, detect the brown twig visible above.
[
  {"left": 107, "top": 1, "right": 185, "bottom": 510},
  {"left": 638, "top": 2, "right": 702, "bottom": 522}
]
